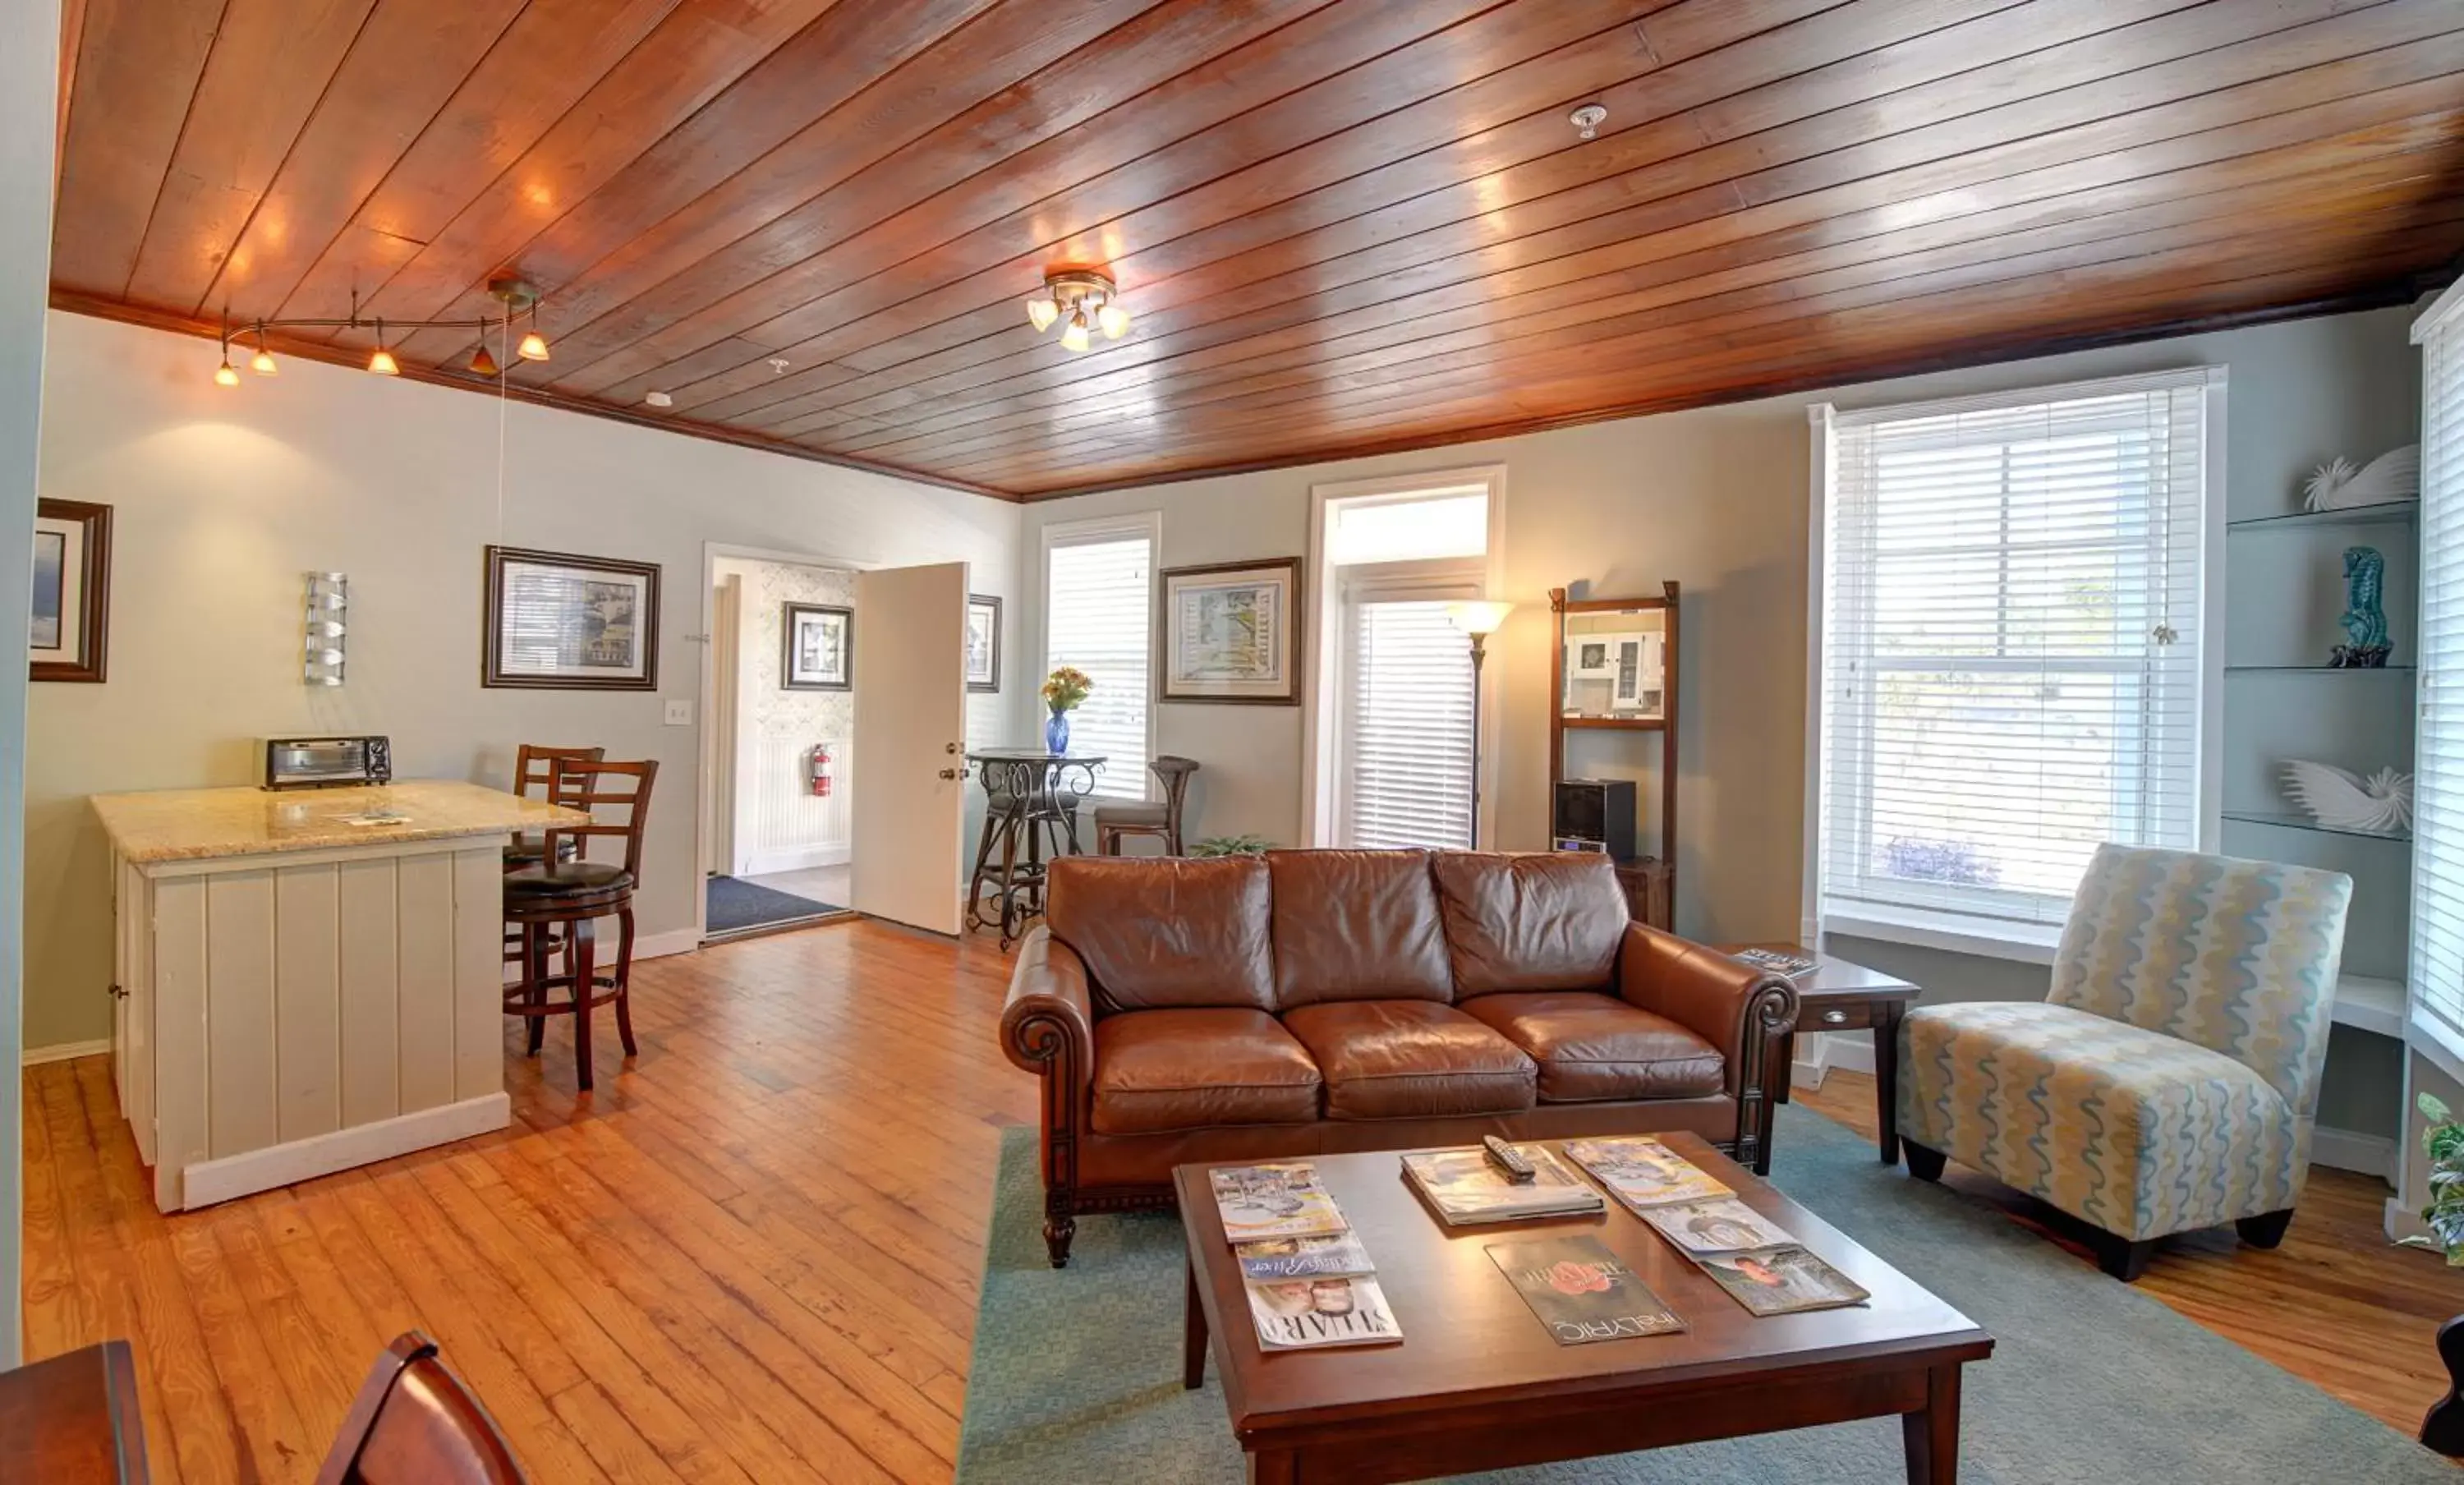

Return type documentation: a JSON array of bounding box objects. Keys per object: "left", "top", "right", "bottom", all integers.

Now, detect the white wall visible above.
[
  {"left": 1, "top": 0, "right": 62, "bottom": 1371},
  {"left": 29, "top": 311, "right": 1022, "bottom": 1051}
]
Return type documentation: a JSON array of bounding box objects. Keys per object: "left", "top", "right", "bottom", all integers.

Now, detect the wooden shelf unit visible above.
[{"left": 1548, "top": 583, "right": 1680, "bottom": 927}]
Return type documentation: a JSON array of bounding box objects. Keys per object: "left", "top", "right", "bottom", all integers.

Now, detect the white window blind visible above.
[
  {"left": 1045, "top": 528, "right": 1152, "bottom": 801},
  {"left": 1815, "top": 369, "right": 2213, "bottom": 936},
  {"left": 2412, "top": 287, "right": 2464, "bottom": 1057},
  {"left": 1339, "top": 595, "right": 1473, "bottom": 849}
]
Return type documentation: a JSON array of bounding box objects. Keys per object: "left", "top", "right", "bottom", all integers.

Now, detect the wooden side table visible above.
[
  {"left": 1720, "top": 944, "right": 1919, "bottom": 1165},
  {"left": 0, "top": 1340, "right": 150, "bottom": 1483}
]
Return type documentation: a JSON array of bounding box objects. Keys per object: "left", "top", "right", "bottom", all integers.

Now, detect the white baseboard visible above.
[
  {"left": 735, "top": 843, "right": 848, "bottom": 876},
  {"left": 179, "top": 1092, "right": 510, "bottom": 1209},
  {"left": 1818, "top": 1031, "right": 1878, "bottom": 1078},
  {"left": 2388, "top": 1196, "right": 2433, "bottom": 1245},
  {"left": 637, "top": 928, "right": 702, "bottom": 961},
  {"left": 2310, "top": 1126, "right": 2397, "bottom": 1184},
  {"left": 24, "top": 1037, "right": 111, "bottom": 1067}
]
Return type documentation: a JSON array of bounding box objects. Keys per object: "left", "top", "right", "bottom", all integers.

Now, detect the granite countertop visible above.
[{"left": 90, "top": 779, "right": 591, "bottom": 863}]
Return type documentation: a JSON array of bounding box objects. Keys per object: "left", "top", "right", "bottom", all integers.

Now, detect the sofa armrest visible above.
[
  {"left": 1616, "top": 923, "right": 1797, "bottom": 1107},
  {"left": 1000, "top": 926, "right": 1096, "bottom": 1086}
]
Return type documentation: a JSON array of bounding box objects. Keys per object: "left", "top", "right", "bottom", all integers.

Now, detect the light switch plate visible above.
[{"left": 663, "top": 699, "right": 693, "bottom": 726}]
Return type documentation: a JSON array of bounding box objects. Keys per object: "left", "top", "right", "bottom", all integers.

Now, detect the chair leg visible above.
[
  {"left": 569, "top": 915, "right": 597, "bottom": 1093},
  {"left": 1902, "top": 1139, "right": 1947, "bottom": 1182},
  {"left": 2236, "top": 1208, "right": 2295, "bottom": 1248},
  {"left": 1098, "top": 825, "right": 1119, "bottom": 856},
  {"left": 614, "top": 906, "right": 639, "bottom": 1058},
  {"left": 522, "top": 922, "right": 548, "bottom": 1056},
  {"left": 2099, "top": 1233, "right": 2158, "bottom": 1283}
]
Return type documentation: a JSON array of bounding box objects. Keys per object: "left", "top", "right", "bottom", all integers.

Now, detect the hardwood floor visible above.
[{"left": 20, "top": 919, "right": 2457, "bottom": 1480}]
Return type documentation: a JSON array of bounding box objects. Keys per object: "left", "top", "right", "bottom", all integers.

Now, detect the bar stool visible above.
[
  {"left": 503, "top": 743, "right": 602, "bottom": 873},
  {"left": 1095, "top": 756, "right": 1199, "bottom": 855},
  {"left": 503, "top": 758, "right": 655, "bottom": 1092}
]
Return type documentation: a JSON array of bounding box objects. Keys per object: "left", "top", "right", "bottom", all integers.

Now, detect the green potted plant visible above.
[
  {"left": 1189, "top": 834, "right": 1271, "bottom": 857},
  {"left": 2403, "top": 1092, "right": 2464, "bottom": 1455},
  {"left": 1040, "top": 665, "right": 1092, "bottom": 755}
]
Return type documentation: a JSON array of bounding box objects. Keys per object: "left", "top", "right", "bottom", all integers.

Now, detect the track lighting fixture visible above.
[{"left": 203, "top": 276, "right": 551, "bottom": 388}]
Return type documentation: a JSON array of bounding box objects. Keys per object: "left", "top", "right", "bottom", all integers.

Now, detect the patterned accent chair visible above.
[{"left": 1896, "top": 844, "right": 2351, "bottom": 1281}]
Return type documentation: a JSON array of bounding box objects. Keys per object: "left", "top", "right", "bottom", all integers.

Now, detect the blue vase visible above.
[{"left": 1045, "top": 709, "right": 1071, "bottom": 756}]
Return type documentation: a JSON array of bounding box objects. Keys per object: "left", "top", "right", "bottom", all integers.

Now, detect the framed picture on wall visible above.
[
  {"left": 482, "top": 545, "right": 660, "bottom": 690},
  {"left": 784, "top": 602, "right": 853, "bottom": 691},
  {"left": 966, "top": 594, "right": 1002, "bottom": 692},
  {"left": 1157, "top": 556, "right": 1302, "bottom": 705},
  {"left": 31, "top": 499, "right": 111, "bottom": 683}
]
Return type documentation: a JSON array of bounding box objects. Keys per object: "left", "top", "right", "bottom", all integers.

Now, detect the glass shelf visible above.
[
  {"left": 2223, "top": 664, "right": 2415, "bottom": 674},
  {"left": 2226, "top": 501, "right": 2417, "bottom": 531},
  {"left": 2218, "top": 810, "right": 2410, "bottom": 843}
]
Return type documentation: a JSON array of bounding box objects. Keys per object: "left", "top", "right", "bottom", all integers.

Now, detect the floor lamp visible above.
[{"left": 1446, "top": 600, "right": 1513, "bottom": 849}]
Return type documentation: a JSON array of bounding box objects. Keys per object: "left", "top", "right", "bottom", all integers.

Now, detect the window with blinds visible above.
[
  {"left": 1043, "top": 525, "right": 1153, "bottom": 802},
  {"left": 1814, "top": 369, "right": 2213, "bottom": 937},
  {"left": 2411, "top": 286, "right": 2464, "bottom": 1059},
  {"left": 1339, "top": 594, "right": 1475, "bottom": 849}
]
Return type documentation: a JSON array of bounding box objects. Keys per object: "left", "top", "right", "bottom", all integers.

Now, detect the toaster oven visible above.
[{"left": 262, "top": 735, "right": 393, "bottom": 790}]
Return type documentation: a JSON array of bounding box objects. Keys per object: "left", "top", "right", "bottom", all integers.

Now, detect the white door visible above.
[{"left": 852, "top": 562, "right": 970, "bottom": 934}]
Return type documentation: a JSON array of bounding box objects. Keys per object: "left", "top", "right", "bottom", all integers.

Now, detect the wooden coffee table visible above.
[{"left": 1175, "top": 1134, "right": 1990, "bottom": 1484}]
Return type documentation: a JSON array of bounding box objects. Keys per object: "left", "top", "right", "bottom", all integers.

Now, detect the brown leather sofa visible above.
[{"left": 999, "top": 848, "right": 1796, "bottom": 1266}]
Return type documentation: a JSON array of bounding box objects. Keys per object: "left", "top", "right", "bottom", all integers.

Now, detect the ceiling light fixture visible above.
[
  {"left": 645, "top": 391, "right": 673, "bottom": 408},
  {"left": 1570, "top": 103, "right": 1607, "bottom": 140},
  {"left": 201, "top": 275, "right": 551, "bottom": 388},
  {"left": 1025, "top": 266, "right": 1127, "bottom": 352}
]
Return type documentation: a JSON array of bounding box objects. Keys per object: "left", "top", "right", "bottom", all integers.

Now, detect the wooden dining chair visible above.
[
  {"left": 1095, "top": 756, "right": 1199, "bottom": 855},
  {"left": 502, "top": 744, "right": 604, "bottom": 873},
  {"left": 503, "top": 758, "right": 656, "bottom": 1092},
  {"left": 315, "top": 1332, "right": 522, "bottom": 1484}
]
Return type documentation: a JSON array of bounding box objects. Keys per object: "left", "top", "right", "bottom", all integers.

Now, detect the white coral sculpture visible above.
[
  {"left": 2281, "top": 760, "right": 2414, "bottom": 834},
  {"left": 2304, "top": 444, "right": 2420, "bottom": 512}
]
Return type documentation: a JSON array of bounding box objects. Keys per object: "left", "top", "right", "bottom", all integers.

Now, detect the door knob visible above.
[
  {"left": 938, "top": 768, "right": 959, "bottom": 779},
  {"left": 946, "top": 742, "right": 959, "bottom": 754}
]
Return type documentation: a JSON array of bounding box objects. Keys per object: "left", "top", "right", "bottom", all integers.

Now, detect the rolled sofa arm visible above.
[
  {"left": 1000, "top": 926, "right": 1096, "bottom": 1084},
  {"left": 1616, "top": 923, "right": 1797, "bottom": 1105}
]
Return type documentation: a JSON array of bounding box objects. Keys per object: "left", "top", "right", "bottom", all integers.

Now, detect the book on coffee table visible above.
[
  {"left": 1696, "top": 1247, "right": 1872, "bottom": 1317},
  {"left": 1243, "top": 1275, "right": 1404, "bottom": 1349},
  {"left": 1210, "top": 1161, "right": 1349, "bottom": 1242},
  {"left": 1563, "top": 1136, "right": 1734, "bottom": 1211},
  {"left": 1400, "top": 1145, "right": 1603, "bottom": 1225},
  {"left": 1636, "top": 1198, "right": 1798, "bottom": 1256},
  {"left": 1234, "top": 1231, "right": 1374, "bottom": 1282},
  {"left": 1486, "top": 1236, "right": 1685, "bottom": 1345}
]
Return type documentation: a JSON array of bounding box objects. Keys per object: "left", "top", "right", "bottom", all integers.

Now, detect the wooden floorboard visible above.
[{"left": 21, "top": 918, "right": 2459, "bottom": 1480}]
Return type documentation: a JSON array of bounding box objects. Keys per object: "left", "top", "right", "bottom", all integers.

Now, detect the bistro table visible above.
[{"left": 965, "top": 750, "right": 1106, "bottom": 948}]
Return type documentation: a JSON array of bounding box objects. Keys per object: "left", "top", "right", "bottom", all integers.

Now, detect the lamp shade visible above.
[
  {"left": 1026, "top": 296, "right": 1059, "bottom": 332},
  {"left": 1446, "top": 600, "right": 1513, "bottom": 637}
]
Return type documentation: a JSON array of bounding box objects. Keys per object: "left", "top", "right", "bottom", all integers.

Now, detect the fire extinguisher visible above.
[{"left": 807, "top": 745, "right": 833, "bottom": 798}]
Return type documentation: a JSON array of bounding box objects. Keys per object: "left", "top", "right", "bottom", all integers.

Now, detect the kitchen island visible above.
[{"left": 90, "top": 779, "right": 586, "bottom": 1211}]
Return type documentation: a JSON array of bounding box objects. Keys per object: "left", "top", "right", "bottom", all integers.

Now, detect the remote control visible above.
[{"left": 1483, "top": 1135, "right": 1538, "bottom": 1184}]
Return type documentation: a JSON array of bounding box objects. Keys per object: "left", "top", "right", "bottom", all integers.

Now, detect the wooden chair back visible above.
[
  {"left": 1152, "top": 755, "right": 1199, "bottom": 830},
  {"left": 512, "top": 745, "right": 604, "bottom": 808},
  {"left": 545, "top": 758, "right": 659, "bottom": 878},
  {"left": 314, "top": 1332, "right": 522, "bottom": 1484}
]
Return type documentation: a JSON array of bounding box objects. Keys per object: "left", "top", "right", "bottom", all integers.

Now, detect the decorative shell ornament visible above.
[
  {"left": 2281, "top": 760, "right": 2414, "bottom": 834},
  {"left": 2303, "top": 444, "right": 2420, "bottom": 512}
]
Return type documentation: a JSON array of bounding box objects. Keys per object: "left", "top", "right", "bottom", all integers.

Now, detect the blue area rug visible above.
[
  {"left": 956, "top": 1106, "right": 2453, "bottom": 1483},
  {"left": 704, "top": 874, "right": 843, "bottom": 934}
]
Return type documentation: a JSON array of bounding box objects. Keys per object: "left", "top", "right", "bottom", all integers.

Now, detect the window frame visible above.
[
  {"left": 1803, "top": 367, "right": 2227, "bottom": 960},
  {"left": 1038, "top": 510, "right": 1161, "bottom": 803},
  {"left": 1331, "top": 557, "right": 1486, "bottom": 850}
]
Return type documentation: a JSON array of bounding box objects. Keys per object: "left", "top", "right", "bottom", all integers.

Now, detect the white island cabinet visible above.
[{"left": 90, "top": 779, "right": 586, "bottom": 1211}]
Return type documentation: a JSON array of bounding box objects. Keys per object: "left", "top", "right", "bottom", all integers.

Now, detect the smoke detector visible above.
[
  {"left": 1569, "top": 103, "right": 1607, "bottom": 140},
  {"left": 644, "top": 391, "right": 673, "bottom": 408}
]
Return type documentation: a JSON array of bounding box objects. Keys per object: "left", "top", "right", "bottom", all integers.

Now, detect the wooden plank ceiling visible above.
[{"left": 48, "top": 0, "right": 2464, "bottom": 499}]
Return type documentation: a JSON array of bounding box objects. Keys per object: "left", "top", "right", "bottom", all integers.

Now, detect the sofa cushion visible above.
[
  {"left": 1280, "top": 1000, "right": 1536, "bottom": 1121},
  {"left": 1048, "top": 855, "right": 1275, "bottom": 1012},
  {"left": 1460, "top": 991, "right": 1725, "bottom": 1103},
  {"left": 1432, "top": 851, "right": 1626, "bottom": 996},
  {"left": 1091, "top": 1009, "right": 1322, "bottom": 1136},
  {"left": 1269, "top": 849, "right": 1452, "bottom": 1009}
]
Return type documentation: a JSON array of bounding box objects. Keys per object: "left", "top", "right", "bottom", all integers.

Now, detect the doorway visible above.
[{"left": 704, "top": 554, "right": 858, "bottom": 940}]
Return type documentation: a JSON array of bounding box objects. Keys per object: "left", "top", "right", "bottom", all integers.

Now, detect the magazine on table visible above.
[
  {"left": 1696, "top": 1247, "right": 1872, "bottom": 1317},
  {"left": 1210, "top": 1161, "right": 1349, "bottom": 1242},
  {"left": 1486, "top": 1236, "right": 1686, "bottom": 1345},
  {"left": 1731, "top": 947, "right": 1818, "bottom": 977},
  {"left": 1562, "top": 1136, "right": 1734, "bottom": 1211},
  {"left": 1400, "top": 1144, "right": 1604, "bottom": 1225},
  {"left": 1637, "top": 1198, "right": 1798, "bottom": 1257},
  {"left": 1234, "top": 1231, "right": 1376, "bottom": 1282},
  {"left": 1244, "top": 1276, "right": 1404, "bottom": 1349}
]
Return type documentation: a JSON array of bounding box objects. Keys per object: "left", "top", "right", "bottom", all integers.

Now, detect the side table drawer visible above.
[{"left": 1795, "top": 999, "right": 1878, "bottom": 1033}]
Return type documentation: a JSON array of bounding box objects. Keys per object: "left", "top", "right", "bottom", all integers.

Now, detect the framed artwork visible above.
[
  {"left": 783, "top": 602, "right": 853, "bottom": 691},
  {"left": 31, "top": 499, "right": 111, "bottom": 683},
  {"left": 1157, "top": 556, "right": 1302, "bottom": 705},
  {"left": 966, "top": 593, "right": 1002, "bottom": 692},
  {"left": 482, "top": 545, "right": 660, "bottom": 690}
]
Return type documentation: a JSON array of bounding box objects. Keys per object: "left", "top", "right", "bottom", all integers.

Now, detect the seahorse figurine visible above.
[{"left": 2330, "top": 545, "right": 2391, "bottom": 669}]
